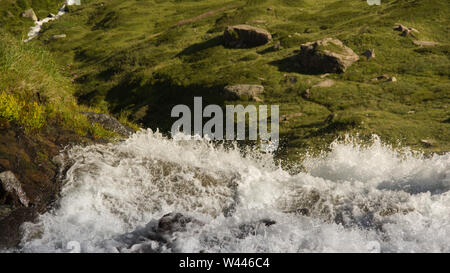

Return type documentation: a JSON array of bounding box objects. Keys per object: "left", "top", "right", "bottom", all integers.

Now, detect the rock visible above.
[
  {"left": 223, "top": 84, "right": 264, "bottom": 100},
  {"left": 21, "top": 8, "right": 38, "bottom": 22},
  {"left": 393, "top": 24, "right": 419, "bottom": 37},
  {"left": 47, "top": 13, "right": 56, "bottom": 18},
  {"left": 301, "top": 89, "right": 311, "bottom": 99},
  {"left": 387, "top": 76, "right": 397, "bottom": 82},
  {"left": 50, "top": 34, "right": 67, "bottom": 40},
  {"left": 363, "top": 49, "right": 375, "bottom": 59},
  {"left": 81, "top": 112, "right": 135, "bottom": 137},
  {"left": 223, "top": 25, "right": 272, "bottom": 48},
  {"left": 324, "top": 113, "right": 336, "bottom": 123},
  {"left": 273, "top": 41, "right": 283, "bottom": 51},
  {"left": 0, "top": 171, "right": 30, "bottom": 207},
  {"left": 320, "top": 73, "right": 330, "bottom": 78},
  {"left": 413, "top": 40, "right": 438, "bottom": 47},
  {"left": 297, "top": 38, "right": 360, "bottom": 73},
  {"left": 420, "top": 139, "right": 433, "bottom": 147},
  {"left": 312, "top": 79, "right": 335, "bottom": 88},
  {"left": 158, "top": 212, "right": 200, "bottom": 233},
  {"left": 371, "top": 74, "right": 390, "bottom": 82}
]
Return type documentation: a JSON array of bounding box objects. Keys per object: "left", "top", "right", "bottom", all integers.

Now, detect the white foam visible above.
[{"left": 16, "top": 130, "right": 450, "bottom": 252}]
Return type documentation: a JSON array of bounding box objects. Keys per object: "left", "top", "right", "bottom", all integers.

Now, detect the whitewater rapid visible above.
[
  {"left": 15, "top": 130, "right": 450, "bottom": 253},
  {"left": 24, "top": 0, "right": 79, "bottom": 42}
]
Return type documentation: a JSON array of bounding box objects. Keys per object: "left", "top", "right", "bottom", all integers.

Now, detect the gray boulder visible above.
[
  {"left": 223, "top": 84, "right": 264, "bottom": 100},
  {"left": 298, "top": 38, "right": 359, "bottom": 73},
  {"left": 21, "top": 8, "right": 38, "bottom": 22},
  {"left": 81, "top": 112, "right": 135, "bottom": 137},
  {"left": 224, "top": 25, "right": 272, "bottom": 48}
]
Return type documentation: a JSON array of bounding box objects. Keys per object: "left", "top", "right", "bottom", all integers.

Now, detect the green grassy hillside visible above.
[{"left": 9, "top": 0, "right": 450, "bottom": 160}]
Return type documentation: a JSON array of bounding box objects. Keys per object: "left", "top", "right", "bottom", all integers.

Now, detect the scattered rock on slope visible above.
[
  {"left": 297, "top": 38, "right": 359, "bottom": 73},
  {"left": 393, "top": 24, "right": 419, "bottom": 37},
  {"left": 223, "top": 25, "right": 272, "bottom": 48},
  {"left": 21, "top": 8, "right": 38, "bottom": 22},
  {"left": 413, "top": 40, "right": 438, "bottom": 47},
  {"left": 223, "top": 84, "right": 264, "bottom": 100}
]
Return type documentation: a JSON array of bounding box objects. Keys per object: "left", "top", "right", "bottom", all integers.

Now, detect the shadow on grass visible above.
[
  {"left": 268, "top": 55, "right": 323, "bottom": 75},
  {"left": 176, "top": 36, "right": 224, "bottom": 57}
]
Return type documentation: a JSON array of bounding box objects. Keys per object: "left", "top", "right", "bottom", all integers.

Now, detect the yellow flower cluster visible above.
[{"left": 0, "top": 92, "right": 46, "bottom": 132}]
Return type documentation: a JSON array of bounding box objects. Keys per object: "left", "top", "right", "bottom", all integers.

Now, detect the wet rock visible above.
[
  {"left": 363, "top": 49, "right": 375, "bottom": 60},
  {"left": 21, "top": 9, "right": 37, "bottom": 22},
  {"left": 224, "top": 25, "right": 272, "bottom": 48},
  {"left": 235, "top": 219, "right": 277, "bottom": 239},
  {"left": 223, "top": 84, "right": 264, "bottom": 100},
  {"left": 158, "top": 212, "right": 200, "bottom": 233},
  {"left": 81, "top": 112, "right": 135, "bottom": 137},
  {"left": 112, "top": 213, "right": 204, "bottom": 252},
  {"left": 298, "top": 38, "right": 359, "bottom": 73},
  {"left": 0, "top": 171, "right": 30, "bottom": 207}
]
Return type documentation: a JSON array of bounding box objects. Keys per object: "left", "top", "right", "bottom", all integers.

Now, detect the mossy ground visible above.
[{"left": 3, "top": 0, "right": 450, "bottom": 162}]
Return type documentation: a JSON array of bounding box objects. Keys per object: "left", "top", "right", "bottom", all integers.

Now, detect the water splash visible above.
[{"left": 16, "top": 130, "right": 450, "bottom": 252}]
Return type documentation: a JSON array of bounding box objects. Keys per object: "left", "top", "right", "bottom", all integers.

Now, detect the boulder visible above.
[
  {"left": 224, "top": 25, "right": 272, "bottom": 48},
  {"left": 21, "top": 8, "right": 38, "bottom": 22},
  {"left": 81, "top": 112, "right": 135, "bottom": 137},
  {"left": 223, "top": 84, "right": 264, "bottom": 100},
  {"left": 0, "top": 171, "right": 30, "bottom": 207},
  {"left": 363, "top": 49, "right": 375, "bottom": 59},
  {"left": 298, "top": 38, "right": 359, "bottom": 73},
  {"left": 393, "top": 24, "right": 419, "bottom": 37}
]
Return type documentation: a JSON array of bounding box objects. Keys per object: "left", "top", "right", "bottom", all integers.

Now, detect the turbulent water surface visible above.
[{"left": 14, "top": 130, "right": 450, "bottom": 253}]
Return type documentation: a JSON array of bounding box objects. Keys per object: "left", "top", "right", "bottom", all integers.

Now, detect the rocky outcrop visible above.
[
  {"left": 298, "top": 38, "right": 359, "bottom": 73},
  {"left": 223, "top": 84, "right": 264, "bottom": 100},
  {"left": 223, "top": 25, "right": 272, "bottom": 48},
  {"left": 21, "top": 9, "right": 37, "bottom": 22},
  {"left": 0, "top": 171, "right": 30, "bottom": 207},
  {"left": 81, "top": 112, "right": 135, "bottom": 137},
  {"left": 393, "top": 24, "right": 419, "bottom": 37}
]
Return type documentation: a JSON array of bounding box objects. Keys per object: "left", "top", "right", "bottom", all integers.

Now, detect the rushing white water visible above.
[
  {"left": 16, "top": 130, "right": 450, "bottom": 253},
  {"left": 24, "top": 1, "right": 78, "bottom": 42}
]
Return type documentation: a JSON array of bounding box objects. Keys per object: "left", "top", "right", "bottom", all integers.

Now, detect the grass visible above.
[
  {"left": 0, "top": 31, "right": 117, "bottom": 139},
  {"left": 2, "top": 0, "right": 449, "bottom": 161}
]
